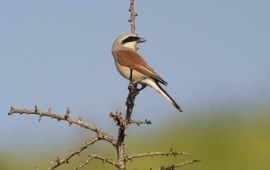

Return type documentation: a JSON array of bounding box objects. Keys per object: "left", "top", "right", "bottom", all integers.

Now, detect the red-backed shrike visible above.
[{"left": 112, "top": 33, "right": 182, "bottom": 112}]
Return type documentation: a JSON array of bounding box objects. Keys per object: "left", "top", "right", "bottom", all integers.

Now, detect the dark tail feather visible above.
[{"left": 155, "top": 81, "right": 183, "bottom": 112}]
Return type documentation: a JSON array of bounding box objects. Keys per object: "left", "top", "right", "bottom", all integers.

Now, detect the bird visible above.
[{"left": 111, "top": 32, "right": 182, "bottom": 112}]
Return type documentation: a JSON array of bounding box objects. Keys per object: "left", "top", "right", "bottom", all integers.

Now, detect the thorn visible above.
[
  {"left": 55, "top": 157, "right": 60, "bottom": 163},
  {"left": 34, "top": 105, "right": 38, "bottom": 112},
  {"left": 64, "top": 108, "right": 70, "bottom": 120},
  {"left": 8, "top": 107, "right": 14, "bottom": 115},
  {"left": 39, "top": 115, "right": 42, "bottom": 122},
  {"left": 66, "top": 108, "right": 71, "bottom": 114},
  {"left": 145, "top": 119, "right": 152, "bottom": 124}
]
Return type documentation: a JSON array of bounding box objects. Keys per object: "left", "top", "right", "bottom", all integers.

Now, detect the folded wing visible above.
[{"left": 113, "top": 50, "right": 168, "bottom": 85}]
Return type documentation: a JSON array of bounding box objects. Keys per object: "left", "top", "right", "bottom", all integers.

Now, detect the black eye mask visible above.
[{"left": 121, "top": 36, "right": 140, "bottom": 44}]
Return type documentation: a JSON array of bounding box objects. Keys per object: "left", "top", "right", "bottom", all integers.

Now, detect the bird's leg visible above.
[
  {"left": 128, "top": 68, "right": 137, "bottom": 90},
  {"left": 129, "top": 69, "right": 133, "bottom": 82},
  {"left": 128, "top": 68, "right": 146, "bottom": 92}
]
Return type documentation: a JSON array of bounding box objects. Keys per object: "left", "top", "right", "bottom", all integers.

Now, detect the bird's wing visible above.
[{"left": 113, "top": 50, "right": 167, "bottom": 85}]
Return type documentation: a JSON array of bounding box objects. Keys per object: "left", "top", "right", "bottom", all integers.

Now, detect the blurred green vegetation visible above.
[{"left": 2, "top": 106, "right": 270, "bottom": 170}]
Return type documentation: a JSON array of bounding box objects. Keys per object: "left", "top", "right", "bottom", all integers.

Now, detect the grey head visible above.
[{"left": 112, "top": 32, "right": 146, "bottom": 52}]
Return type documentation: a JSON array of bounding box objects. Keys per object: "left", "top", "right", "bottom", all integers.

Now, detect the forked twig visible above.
[{"left": 74, "top": 154, "right": 118, "bottom": 170}]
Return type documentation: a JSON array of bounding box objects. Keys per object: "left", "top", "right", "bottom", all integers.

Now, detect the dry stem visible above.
[
  {"left": 74, "top": 154, "right": 118, "bottom": 170},
  {"left": 127, "top": 151, "right": 189, "bottom": 161},
  {"left": 160, "top": 159, "right": 201, "bottom": 170},
  {"left": 129, "top": 0, "right": 137, "bottom": 34},
  {"left": 8, "top": 106, "right": 116, "bottom": 145}
]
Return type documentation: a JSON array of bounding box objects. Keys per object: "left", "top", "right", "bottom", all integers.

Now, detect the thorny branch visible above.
[
  {"left": 110, "top": 111, "right": 151, "bottom": 126},
  {"left": 115, "top": 1, "right": 141, "bottom": 169},
  {"left": 74, "top": 154, "right": 118, "bottom": 170},
  {"left": 129, "top": 0, "right": 137, "bottom": 34},
  {"left": 116, "top": 82, "right": 140, "bottom": 170},
  {"left": 8, "top": 0, "right": 199, "bottom": 170},
  {"left": 160, "top": 160, "right": 201, "bottom": 170},
  {"left": 127, "top": 151, "right": 189, "bottom": 161},
  {"left": 8, "top": 106, "right": 116, "bottom": 145}
]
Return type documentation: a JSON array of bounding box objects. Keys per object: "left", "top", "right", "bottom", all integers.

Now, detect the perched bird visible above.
[{"left": 112, "top": 32, "right": 182, "bottom": 112}]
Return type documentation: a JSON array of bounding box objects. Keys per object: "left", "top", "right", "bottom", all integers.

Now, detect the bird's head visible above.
[{"left": 112, "top": 32, "right": 146, "bottom": 52}]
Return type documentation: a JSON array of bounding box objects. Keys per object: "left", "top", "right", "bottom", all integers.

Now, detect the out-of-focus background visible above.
[{"left": 1, "top": 0, "right": 269, "bottom": 169}]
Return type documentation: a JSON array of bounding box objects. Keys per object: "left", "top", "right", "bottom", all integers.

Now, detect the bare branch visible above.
[
  {"left": 160, "top": 160, "right": 201, "bottom": 170},
  {"left": 74, "top": 154, "right": 118, "bottom": 170},
  {"left": 110, "top": 111, "right": 151, "bottom": 127},
  {"left": 127, "top": 151, "right": 189, "bottom": 161},
  {"left": 129, "top": 119, "right": 152, "bottom": 126},
  {"left": 115, "top": 1, "right": 144, "bottom": 169},
  {"left": 129, "top": 0, "right": 137, "bottom": 34},
  {"left": 8, "top": 106, "right": 116, "bottom": 145},
  {"left": 74, "top": 158, "right": 91, "bottom": 170},
  {"left": 125, "top": 82, "right": 139, "bottom": 122},
  {"left": 48, "top": 137, "right": 100, "bottom": 170}
]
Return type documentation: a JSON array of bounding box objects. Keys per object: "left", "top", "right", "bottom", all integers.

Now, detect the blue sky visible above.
[{"left": 1, "top": 0, "right": 270, "bottom": 153}]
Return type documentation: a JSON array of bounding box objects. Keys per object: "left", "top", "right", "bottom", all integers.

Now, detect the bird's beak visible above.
[{"left": 137, "top": 37, "right": 146, "bottom": 43}]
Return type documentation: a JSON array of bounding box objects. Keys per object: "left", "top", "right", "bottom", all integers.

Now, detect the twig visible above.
[
  {"left": 74, "top": 154, "right": 119, "bottom": 170},
  {"left": 74, "top": 158, "right": 92, "bottom": 170},
  {"left": 110, "top": 112, "right": 151, "bottom": 127},
  {"left": 160, "top": 160, "right": 201, "bottom": 170},
  {"left": 129, "top": 0, "right": 137, "bottom": 34},
  {"left": 48, "top": 137, "right": 100, "bottom": 170},
  {"left": 127, "top": 151, "right": 189, "bottom": 161},
  {"left": 129, "top": 119, "right": 152, "bottom": 126},
  {"left": 8, "top": 106, "right": 116, "bottom": 145}
]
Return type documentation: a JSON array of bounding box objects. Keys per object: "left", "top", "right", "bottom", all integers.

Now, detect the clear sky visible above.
[{"left": 1, "top": 0, "right": 270, "bottom": 153}]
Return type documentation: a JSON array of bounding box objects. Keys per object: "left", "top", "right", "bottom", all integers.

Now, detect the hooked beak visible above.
[{"left": 137, "top": 37, "right": 146, "bottom": 43}]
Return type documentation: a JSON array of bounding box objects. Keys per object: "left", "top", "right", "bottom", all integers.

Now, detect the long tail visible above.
[{"left": 141, "top": 79, "right": 183, "bottom": 112}]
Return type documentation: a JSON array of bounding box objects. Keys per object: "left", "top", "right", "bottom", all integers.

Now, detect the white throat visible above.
[{"left": 122, "top": 41, "right": 137, "bottom": 50}]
